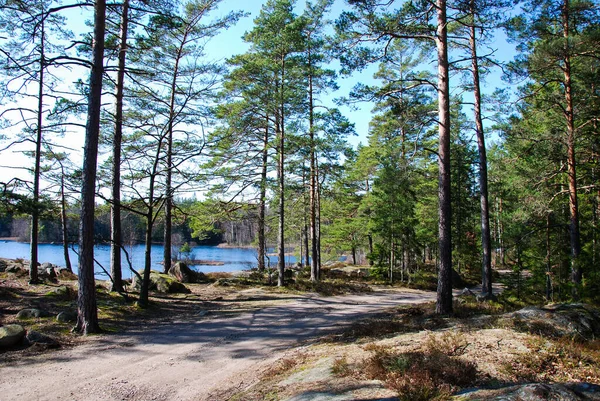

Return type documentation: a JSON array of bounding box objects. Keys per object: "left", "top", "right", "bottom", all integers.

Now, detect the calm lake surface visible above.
[{"left": 0, "top": 241, "right": 292, "bottom": 279}]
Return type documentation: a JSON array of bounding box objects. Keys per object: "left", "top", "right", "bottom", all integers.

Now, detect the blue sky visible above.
[{"left": 203, "top": 0, "right": 517, "bottom": 146}]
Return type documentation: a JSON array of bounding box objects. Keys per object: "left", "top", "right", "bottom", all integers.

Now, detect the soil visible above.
[
  {"left": 0, "top": 277, "right": 435, "bottom": 401},
  {"left": 2, "top": 274, "right": 598, "bottom": 401}
]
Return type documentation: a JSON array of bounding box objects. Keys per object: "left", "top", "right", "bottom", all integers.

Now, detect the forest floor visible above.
[{"left": 1, "top": 272, "right": 600, "bottom": 400}]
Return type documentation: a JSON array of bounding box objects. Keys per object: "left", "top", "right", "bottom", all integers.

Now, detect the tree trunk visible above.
[
  {"left": 76, "top": 0, "right": 106, "bottom": 335},
  {"left": 277, "top": 61, "right": 286, "bottom": 287},
  {"left": 546, "top": 213, "right": 553, "bottom": 301},
  {"left": 139, "top": 145, "right": 160, "bottom": 307},
  {"left": 163, "top": 34, "right": 186, "bottom": 274},
  {"left": 140, "top": 209, "right": 153, "bottom": 308},
  {"left": 308, "top": 41, "right": 319, "bottom": 282},
  {"left": 303, "top": 223, "right": 309, "bottom": 267},
  {"left": 110, "top": 0, "right": 129, "bottom": 293},
  {"left": 390, "top": 237, "right": 394, "bottom": 285},
  {"left": 497, "top": 196, "right": 504, "bottom": 266},
  {"left": 60, "top": 173, "right": 72, "bottom": 272},
  {"left": 257, "top": 120, "right": 268, "bottom": 272},
  {"left": 562, "top": 0, "right": 582, "bottom": 297},
  {"left": 277, "top": 121, "right": 285, "bottom": 286},
  {"left": 435, "top": 0, "right": 453, "bottom": 315},
  {"left": 368, "top": 234, "right": 374, "bottom": 266},
  {"left": 30, "top": 13, "right": 45, "bottom": 285},
  {"left": 316, "top": 163, "right": 321, "bottom": 279},
  {"left": 469, "top": 1, "right": 492, "bottom": 297}
]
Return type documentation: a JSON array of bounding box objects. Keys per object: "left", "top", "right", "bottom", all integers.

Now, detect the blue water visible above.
[{"left": 0, "top": 241, "right": 293, "bottom": 279}]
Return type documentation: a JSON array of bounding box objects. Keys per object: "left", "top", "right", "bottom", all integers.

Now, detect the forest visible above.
[{"left": 0, "top": 0, "right": 599, "bottom": 335}]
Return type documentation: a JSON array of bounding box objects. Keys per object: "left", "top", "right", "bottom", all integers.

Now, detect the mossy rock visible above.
[
  {"left": 131, "top": 270, "right": 191, "bottom": 293},
  {"left": 150, "top": 271, "right": 190, "bottom": 293},
  {"left": 45, "top": 286, "right": 76, "bottom": 300},
  {"left": 16, "top": 308, "right": 50, "bottom": 320},
  {"left": 57, "top": 310, "right": 77, "bottom": 323},
  {"left": 0, "top": 324, "right": 26, "bottom": 347}
]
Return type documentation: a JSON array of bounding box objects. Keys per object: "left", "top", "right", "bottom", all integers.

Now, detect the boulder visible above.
[
  {"left": 131, "top": 271, "right": 191, "bottom": 293},
  {"left": 168, "top": 262, "right": 207, "bottom": 283},
  {"left": 153, "top": 273, "right": 191, "bottom": 294},
  {"left": 56, "top": 310, "right": 77, "bottom": 323},
  {"left": 0, "top": 258, "right": 7, "bottom": 272},
  {"left": 5, "top": 264, "right": 23, "bottom": 274},
  {"left": 0, "top": 324, "right": 26, "bottom": 348},
  {"left": 454, "top": 383, "right": 600, "bottom": 400},
  {"left": 25, "top": 330, "right": 59, "bottom": 348},
  {"left": 46, "top": 267, "right": 58, "bottom": 282},
  {"left": 168, "top": 262, "right": 193, "bottom": 283},
  {"left": 502, "top": 303, "right": 600, "bottom": 340},
  {"left": 57, "top": 269, "right": 77, "bottom": 280},
  {"left": 16, "top": 308, "right": 49, "bottom": 320},
  {"left": 45, "top": 286, "right": 76, "bottom": 300}
]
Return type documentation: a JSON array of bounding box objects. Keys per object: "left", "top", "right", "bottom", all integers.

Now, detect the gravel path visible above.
[{"left": 0, "top": 288, "right": 435, "bottom": 401}]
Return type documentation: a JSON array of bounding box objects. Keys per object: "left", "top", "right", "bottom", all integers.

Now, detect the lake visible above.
[{"left": 0, "top": 241, "right": 294, "bottom": 279}]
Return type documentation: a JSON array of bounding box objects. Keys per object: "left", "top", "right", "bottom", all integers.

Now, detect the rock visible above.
[
  {"left": 168, "top": 262, "right": 207, "bottom": 283},
  {"left": 0, "top": 324, "right": 26, "bottom": 348},
  {"left": 502, "top": 303, "right": 600, "bottom": 340},
  {"left": 168, "top": 262, "right": 193, "bottom": 283},
  {"left": 45, "top": 285, "right": 75, "bottom": 300},
  {"left": 5, "top": 264, "right": 22, "bottom": 274},
  {"left": 454, "top": 383, "right": 600, "bottom": 400},
  {"left": 46, "top": 267, "right": 58, "bottom": 282},
  {"left": 40, "top": 262, "right": 54, "bottom": 270},
  {"left": 25, "top": 330, "right": 59, "bottom": 348},
  {"left": 476, "top": 292, "right": 497, "bottom": 302},
  {"left": 57, "top": 269, "right": 77, "bottom": 280},
  {"left": 131, "top": 271, "right": 191, "bottom": 293},
  {"left": 459, "top": 288, "right": 475, "bottom": 297},
  {"left": 56, "top": 310, "right": 77, "bottom": 323},
  {"left": 153, "top": 273, "right": 191, "bottom": 294},
  {"left": 16, "top": 308, "right": 49, "bottom": 320},
  {"left": 0, "top": 258, "right": 7, "bottom": 272}
]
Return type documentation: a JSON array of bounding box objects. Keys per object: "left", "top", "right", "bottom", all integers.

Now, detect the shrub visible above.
[{"left": 359, "top": 344, "right": 479, "bottom": 400}]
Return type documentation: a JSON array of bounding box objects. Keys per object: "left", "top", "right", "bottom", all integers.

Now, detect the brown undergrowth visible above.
[{"left": 332, "top": 332, "right": 480, "bottom": 401}]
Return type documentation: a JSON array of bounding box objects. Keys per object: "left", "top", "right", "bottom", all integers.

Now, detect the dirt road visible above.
[{"left": 0, "top": 288, "right": 435, "bottom": 401}]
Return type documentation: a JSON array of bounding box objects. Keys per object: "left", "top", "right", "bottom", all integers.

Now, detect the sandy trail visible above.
[{"left": 0, "top": 288, "right": 435, "bottom": 401}]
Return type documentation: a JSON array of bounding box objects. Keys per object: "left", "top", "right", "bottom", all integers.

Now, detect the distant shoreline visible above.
[{"left": 0, "top": 238, "right": 254, "bottom": 249}]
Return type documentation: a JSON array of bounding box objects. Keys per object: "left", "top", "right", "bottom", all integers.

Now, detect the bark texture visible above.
[
  {"left": 469, "top": 1, "right": 492, "bottom": 297},
  {"left": 77, "top": 0, "right": 106, "bottom": 335},
  {"left": 435, "top": 0, "right": 453, "bottom": 315},
  {"left": 110, "top": 0, "right": 129, "bottom": 292}
]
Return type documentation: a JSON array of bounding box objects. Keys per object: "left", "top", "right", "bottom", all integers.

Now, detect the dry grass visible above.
[
  {"left": 286, "top": 279, "right": 372, "bottom": 296},
  {"left": 331, "top": 356, "right": 351, "bottom": 376},
  {"left": 502, "top": 336, "right": 600, "bottom": 384},
  {"left": 357, "top": 342, "right": 479, "bottom": 401}
]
